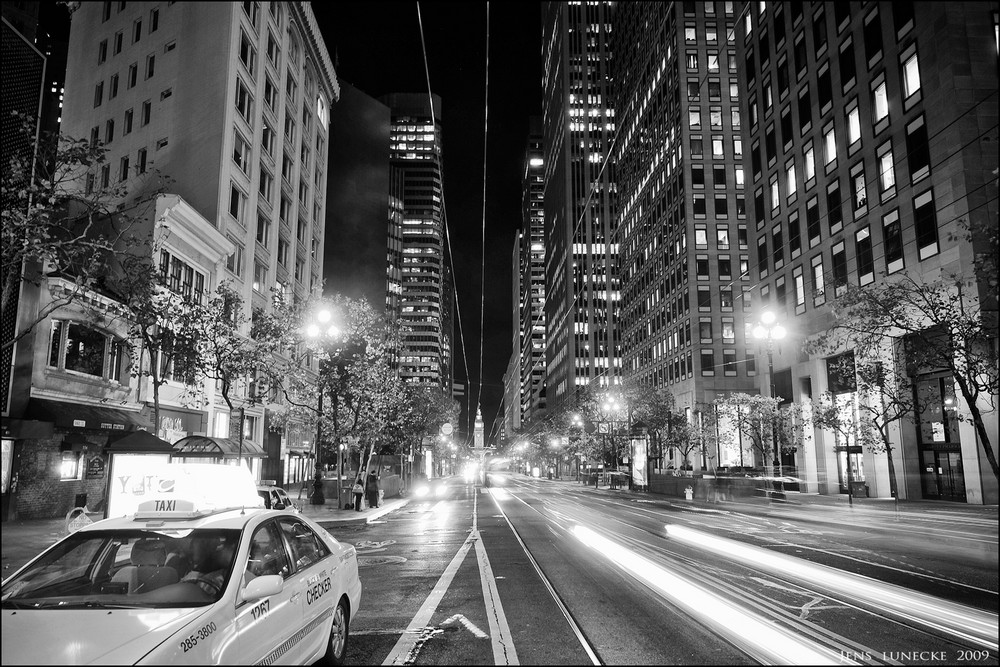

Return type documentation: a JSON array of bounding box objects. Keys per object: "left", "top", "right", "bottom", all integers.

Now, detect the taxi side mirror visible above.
[
  {"left": 242, "top": 574, "right": 283, "bottom": 602},
  {"left": 274, "top": 501, "right": 286, "bottom": 510}
]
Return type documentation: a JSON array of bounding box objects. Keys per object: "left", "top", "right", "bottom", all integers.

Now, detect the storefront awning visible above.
[
  {"left": 172, "top": 435, "right": 266, "bottom": 458},
  {"left": 107, "top": 430, "right": 175, "bottom": 453},
  {"left": 25, "top": 398, "right": 149, "bottom": 432}
]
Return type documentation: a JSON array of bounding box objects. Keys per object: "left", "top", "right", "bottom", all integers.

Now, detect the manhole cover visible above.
[{"left": 359, "top": 555, "right": 407, "bottom": 567}]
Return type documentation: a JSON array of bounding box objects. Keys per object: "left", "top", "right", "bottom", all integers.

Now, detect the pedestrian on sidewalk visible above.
[
  {"left": 352, "top": 477, "right": 365, "bottom": 512},
  {"left": 365, "top": 471, "right": 380, "bottom": 509}
]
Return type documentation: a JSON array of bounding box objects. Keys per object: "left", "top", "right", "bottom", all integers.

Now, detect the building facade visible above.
[
  {"left": 736, "top": 0, "right": 998, "bottom": 503},
  {"left": 7, "top": 1, "right": 338, "bottom": 519},
  {"left": 541, "top": 1, "right": 620, "bottom": 414},
  {"left": 518, "top": 118, "right": 547, "bottom": 425},
  {"left": 612, "top": 1, "right": 758, "bottom": 476},
  {"left": 382, "top": 93, "right": 454, "bottom": 394}
]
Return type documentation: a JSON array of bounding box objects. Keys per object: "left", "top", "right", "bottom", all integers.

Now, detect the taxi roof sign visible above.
[{"left": 128, "top": 463, "right": 264, "bottom": 520}]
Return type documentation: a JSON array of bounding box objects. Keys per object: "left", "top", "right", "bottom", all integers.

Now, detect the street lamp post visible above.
[
  {"left": 306, "top": 310, "right": 341, "bottom": 506},
  {"left": 601, "top": 393, "right": 628, "bottom": 489},
  {"left": 752, "top": 311, "right": 787, "bottom": 497}
]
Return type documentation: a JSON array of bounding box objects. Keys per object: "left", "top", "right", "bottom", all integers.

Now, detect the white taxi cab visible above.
[{"left": 1, "top": 463, "right": 361, "bottom": 665}]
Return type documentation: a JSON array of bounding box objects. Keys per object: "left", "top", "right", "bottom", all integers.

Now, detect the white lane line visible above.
[{"left": 475, "top": 531, "right": 520, "bottom": 665}]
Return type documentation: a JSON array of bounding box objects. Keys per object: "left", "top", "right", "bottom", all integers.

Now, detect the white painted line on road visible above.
[
  {"left": 382, "top": 484, "right": 520, "bottom": 665},
  {"left": 475, "top": 534, "right": 520, "bottom": 664}
]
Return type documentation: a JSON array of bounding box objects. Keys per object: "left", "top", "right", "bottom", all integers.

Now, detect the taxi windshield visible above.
[{"left": 1, "top": 528, "right": 241, "bottom": 610}]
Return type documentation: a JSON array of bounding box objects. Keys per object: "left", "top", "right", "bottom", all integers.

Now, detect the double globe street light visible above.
[
  {"left": 306, "top": 309, "right": 341, "bottom": 506},
  {"left": 752, "top": 311, "right": 787, "bottom": 483}
]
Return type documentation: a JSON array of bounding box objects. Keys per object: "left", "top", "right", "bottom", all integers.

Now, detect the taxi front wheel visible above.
[{"left": 319, "top": 597, "right": 350, "bottom": 666}]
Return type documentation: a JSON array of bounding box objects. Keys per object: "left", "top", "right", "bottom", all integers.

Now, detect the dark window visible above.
[
  {"left": 839, "top": 41, "right": 856, "bottom": 89},
  {"left": 789, "top": 212, "right": 802, "bottom": 256},
  {"left": 715, "top": 195, "right": 728, "bottom": 216},
  {"left": 864, "top": 12, "right": 883, "bottom": 63},
  {"left": 701, "top": 350, "right": 715, "bottom": 376},
  {"left": 751, "top": 144, "right": 762, "bottom": 178},
  {"left": 834, "top": 0, "right": 850, "bottom": 28},
  {"left": 794, "top": 34, "right": 807, "bottom": 74},
  {"left": 797, "top": 88, "right": 811, "bottom": 130},
  {"left": 812, "top": 9, "right": 827, "bottom": 54},
  {"left": 772, "top": 226, "right": 784, "bottom": 268},
  {"left": 692, "top": 165, "right": 705, "bottom": 187},
  {"left": 806, "top": 198, "right": 821, "bottom": 245},
  {"left": 832, "top": 243, "right": 848, "bottom": 295},
  {"left": 698, "top": 286, "right": 712, "bottom": 310},
  {"left": 905, "top": 116, "right": 931, "bottom": 183},
  {"left": 817, "top": 68, "right": 832, "bottom": 110},
  {"left": 777, "top": 60, "right": 789, "bottom": 97},
  {"left": 855, "top": 226, "right": 874, "bottom": 282},
  {"left": 883, "top": 211, "right": 904, "bottom": 270},
  {"left": 757, "top": 237, "right": 769, "bottom": 277},
  {"left": 745, "top": 49, "right": 756, "bottom": 84},
  {"left": 913, "top": 190, "right": 939, "bottom": 258},
  {"left": 827, "top": 181, "right": 843, "bottom": 232},
  {"left": 893, "top": 1, "right": 915, "bottom": 36},
  {"left": 765, "top": 126, "right": 776, "bottom": 164},
  {"left": 780, "top": 108, "right": 793, "bottom": 148}
]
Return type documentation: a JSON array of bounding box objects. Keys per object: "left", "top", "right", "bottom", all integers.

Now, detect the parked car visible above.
[
  {"left": 2, "top": 467, "right": 360, "bottom": 665},
  {"left": 256, "top": 481, "right": 299, "bottom": 512}
]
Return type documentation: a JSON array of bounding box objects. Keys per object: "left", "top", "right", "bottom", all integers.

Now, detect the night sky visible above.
[{"left": 315, "top": 2, "right": 544, "bottom": 441}]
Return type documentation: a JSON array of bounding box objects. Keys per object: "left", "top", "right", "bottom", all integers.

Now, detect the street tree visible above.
[
  {"left": 806, "top": 225, "right": 999, "bottom": 481},
  {"left": 103, "top": 235, "right": 206, "bottom": 436},
  {"left": 714, "top": 393, "right": 800, "bottom": 469},
  {"left": 1, "top": 114, "right": 165, "bottom": 354}
]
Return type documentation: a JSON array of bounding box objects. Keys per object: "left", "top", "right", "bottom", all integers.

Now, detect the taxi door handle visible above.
[{"left": 291, "top": 592, "right": 302, "bottom": 604}]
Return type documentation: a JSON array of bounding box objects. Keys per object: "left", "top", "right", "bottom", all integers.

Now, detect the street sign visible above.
[{"left": 441, "top": 422, "right": 453, "bottom": 436}]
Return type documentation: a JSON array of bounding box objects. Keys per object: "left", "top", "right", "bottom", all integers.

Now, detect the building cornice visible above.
[
  {"left": 154, "top": 194, "right": 234, "bottom": 265},
  {"left": 290, "top": 2, "right": 340, "bottom": 105}
]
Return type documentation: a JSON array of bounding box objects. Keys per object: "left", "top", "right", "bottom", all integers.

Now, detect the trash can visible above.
[
  {"left": 74, "top": 493, "right": 87, "bottom": 508},
  {"left": 340, "top": 487, "right": 355, "bottom": 510},
  {"left": 849, "top": 481, "right": 868, "bottom": 498}
]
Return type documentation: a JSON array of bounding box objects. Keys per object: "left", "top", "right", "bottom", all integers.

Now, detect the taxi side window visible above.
[
  {"left": 246, "top": 521, "right": 292, "bottom": 582},
  {"left": 278, "top": 518, "right": 330, "bottom": 571}
]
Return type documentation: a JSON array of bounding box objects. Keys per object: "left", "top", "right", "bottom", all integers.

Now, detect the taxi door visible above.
[
  {"left": 276, "top": 517, "right": 339, "bottom": 660},
  {"left": 235, "top": 520, "right": 305, "bottom": 664}
]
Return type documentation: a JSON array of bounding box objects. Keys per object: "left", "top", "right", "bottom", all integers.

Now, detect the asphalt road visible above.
[{"left": 333, "top": 475, "right": 998, "bottom": 666}]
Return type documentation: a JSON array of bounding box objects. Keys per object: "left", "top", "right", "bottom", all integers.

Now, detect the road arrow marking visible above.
[{"left": 440, "top": 614, "right": 489, "bottom": 638}]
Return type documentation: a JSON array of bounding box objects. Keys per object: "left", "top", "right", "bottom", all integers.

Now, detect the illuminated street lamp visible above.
[
  {"left": 306, "top": 308, "right": 341, "bottom": 506},
  {"left": 752, "top": 311, "right": 787, "bottom": 478},
  {"left": 601, "top": 393, "right": 628, "bottom": 487}
]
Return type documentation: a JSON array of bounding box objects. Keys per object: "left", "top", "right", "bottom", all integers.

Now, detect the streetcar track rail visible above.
[{"left": 499, "top": 479, "right": 998, "bottom": 665}]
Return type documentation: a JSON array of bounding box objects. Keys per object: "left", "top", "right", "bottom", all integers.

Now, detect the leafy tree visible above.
[
  {"left": 104, "top": 235, "right": 205, "bottom": 436},
  {"left": 806, "top": 252, "right": 999, "bottom": 481},
  {"left": 393, "top": 385, "right": 459, "bottom": 484},
  {"left": 1, "top": 113, "right": 160, "bottom": 353},
  {"left": 714, "top": 393, "right": 801, "bottom": 469}
]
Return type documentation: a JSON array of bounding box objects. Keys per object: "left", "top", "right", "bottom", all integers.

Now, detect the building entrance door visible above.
[{"left": 920, "top": 449, "right": 966, "bottom": 502}]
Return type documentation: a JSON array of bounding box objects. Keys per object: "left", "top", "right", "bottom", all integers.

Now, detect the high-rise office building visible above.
[
  {"left": 382, "top": 93, "right": 453, "bottom": 393},
  {"left": 736, "top": 1, "right": 998, "bottom": 503},
  {"left": 6, "top": 1, "right": 338, "bottom": 518},
  {"left": 612, "top": 2, "right": 757, "bottom": 455},
  {"left": 541, "top": 1, "right": 619, "bottom": 412},
  {"left": 518, "top": 118, "right": 547, "bottom": 424}
]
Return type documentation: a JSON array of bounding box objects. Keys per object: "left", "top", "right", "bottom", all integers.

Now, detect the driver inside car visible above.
[{"left": 181, "top": 536, "right": 236, "bottom": 597}]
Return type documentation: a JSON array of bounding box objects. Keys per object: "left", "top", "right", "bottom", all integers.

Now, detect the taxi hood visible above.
[{"left": 1, "top": 606, "right": 208, "bottom": 665}]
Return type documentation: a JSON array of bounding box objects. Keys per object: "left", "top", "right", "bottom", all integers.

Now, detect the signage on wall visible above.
[{"left": 86, "top": 456, "right": 105, "bottom": 479}]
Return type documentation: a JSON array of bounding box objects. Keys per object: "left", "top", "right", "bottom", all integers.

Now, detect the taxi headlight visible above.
[
  {"left": 434, "top": 484, "right": 447, "bottom": 497},
  {"left": 415, "top": 484, "right": 430, "bottom": 498}
]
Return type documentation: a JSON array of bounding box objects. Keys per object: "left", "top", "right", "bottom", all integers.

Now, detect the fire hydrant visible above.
[{"left": 684, "top": 485, "right": 694, "bottom": 501}]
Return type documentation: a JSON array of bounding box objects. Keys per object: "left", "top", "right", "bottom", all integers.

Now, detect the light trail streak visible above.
[
  {"left": 666, "top": 524, "right": 999, "bottom": 652},
  {"left": 571, "top": 525, "right": 853, "bottom": 665}
]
